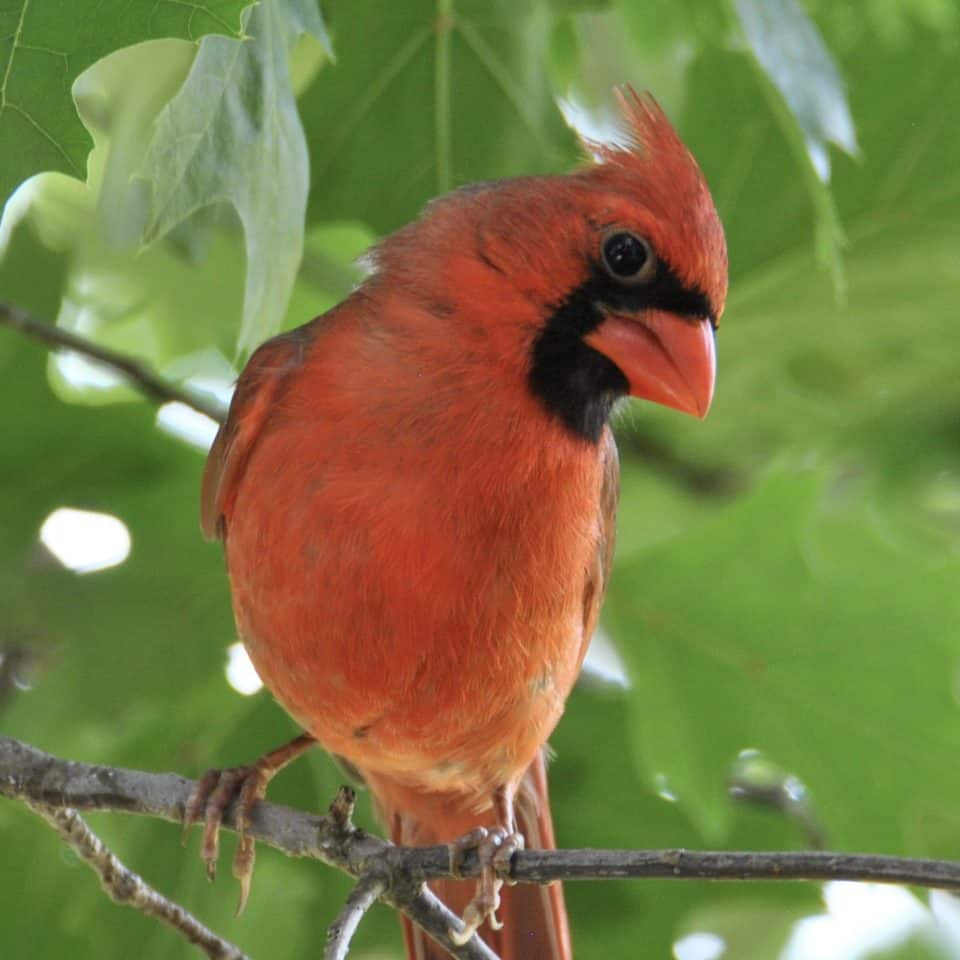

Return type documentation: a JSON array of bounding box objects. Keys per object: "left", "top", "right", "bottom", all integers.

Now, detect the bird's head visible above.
[
  {"left": 371, "top": 88, "right": 727, "bottom": 444},
  {"left": 487, "top": 89, "right": 726, "bottom": 441}
]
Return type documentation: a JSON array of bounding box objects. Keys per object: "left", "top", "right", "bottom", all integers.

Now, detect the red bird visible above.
[{"left": 191, "top": 88, "right": 727, "bottom": 959}]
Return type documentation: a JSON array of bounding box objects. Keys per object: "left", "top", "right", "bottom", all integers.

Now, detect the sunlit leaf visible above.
[
  {"left": 734, "top": 0, "right": 858, "bottom": 179},
  {"left": 138, "top": 0, "right": 331, "bottom": 356},
  {"left": 0, "top": 0, "right": 250, "bottom": 213}
]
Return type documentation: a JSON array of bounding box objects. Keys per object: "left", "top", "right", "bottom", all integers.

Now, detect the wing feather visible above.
[
  {"left": 200, "top": 327, "right": 311, "bottom": 541},
  {"left": 580, "top": 428, "right": 619, "bottom": 661}
]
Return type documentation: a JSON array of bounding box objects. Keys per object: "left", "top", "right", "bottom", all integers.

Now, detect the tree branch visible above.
[
  {"left": 0, "top": 302, "right": 227, "bottom": 423},
  {"left": 25, "top": 799, "right": 247, "bottom": 959},
  {"left": 5, "top": 734, "right": 960, "bottom": 897},
  {"left": 325, "top": 873, "right": 387, "bottom": 960},
  {"left": 0, "top": 737, "right": 496, "bottom": 960}
]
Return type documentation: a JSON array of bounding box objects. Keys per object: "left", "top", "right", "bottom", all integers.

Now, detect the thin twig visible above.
[
  {"left": 25, "top": 799, "right": 247, "bottom": 960},
  {"left": 320, "top": 786, "right": 498, "bottom": 960},
  {"left": 401, "top": 886, "right": 499, "bottom": 960},
  {"left": 325, "top": 874, "right": 387, "bottom": 960},
  {"left": 505, "top": 848, "right": 960, "bottom": 888},
  {"left": 1, "top": 737, "right": 496, "bottom": 959},
  {"left": 0, "top": 301, "right": 749, "bottom": 504},
  {"left": 0, "top": 302, "right": 227, "bottom": 423}
]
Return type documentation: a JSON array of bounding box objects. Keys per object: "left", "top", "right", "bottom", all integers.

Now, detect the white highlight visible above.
[
  {"left": 156, "top": 402, "right": 221, "bottom": 451},
  {"left": 155, "top": 355, "right": 235, "bottom": 450},
  {"left": 39, "top": 507, "right": 131, "bottom": 574},
  {"left": 225, "top": 642, "right": 263, "bottom": 696},
  {"left": 0, "top": 175, "right": 44, "bottom": 256},
  {"left": 930, "top": 890, "right": 960, "bottom": 952},
  {"left": 674, "top": 932, "right": 726, "bottom": 960},
  {"left": 55, "top": 350, "right": 125, "bottom": 391},
  {"left": 558, "top": 96, "right": 625, "bottom": 155},
  {"left": 782, "top": 882, "right": 928, "bottom": 960},
  {"left": 582, "top": 626, "right": 630, "bottom": 688},
  {"left": 654, "top": 771, "right": 678, "bottom": 804}
]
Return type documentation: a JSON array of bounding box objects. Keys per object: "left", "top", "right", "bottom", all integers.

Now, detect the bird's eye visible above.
[{"left": 601, "top": 232, "right": 656, "bottom": 284}]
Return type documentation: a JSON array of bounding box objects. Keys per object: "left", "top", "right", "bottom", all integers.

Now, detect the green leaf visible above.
[
  {"left": 734, "top": 0, "right": 858, "bottom": 178},
  {"left": 299, "top": 0, "right": 578, "bottom": 234},
  {"left": 606, "top": 467, "right": 960, "bottom": 847},
  {"left": 4, "top": 3, "right": 960, "bottom": 958},
  {"left": 613, "top": 0, "right": 731, "bottom": 56},
  {"left": 0, "top": 0, "right": 250, "bottom": 213},
  {"left": 0, "top": 332, "right": 393, "bottom": 958},
  {"left": 0, "top": 162, "right": 248, "bottom": 400},
  {"left": 732, "top": 0, "right": 854, "bottom": 287},
  {"left": 138, "top": 0, "right": 331, "bottom": 356},
  {"left": 616, "top": 18, "right": 960, "bottom": 504}
]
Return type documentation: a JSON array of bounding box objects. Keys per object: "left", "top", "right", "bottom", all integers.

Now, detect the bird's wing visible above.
[
  {"left": 580, "top": 427, "right": 619, "bottom": 662},
  {"left": 200, "top": 327, "right": 311, "bottom": 541}
]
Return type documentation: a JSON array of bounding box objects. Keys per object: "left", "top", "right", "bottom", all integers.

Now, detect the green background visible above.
[{"left": 1, "top": 0, "right": 959, "bottom": 957}]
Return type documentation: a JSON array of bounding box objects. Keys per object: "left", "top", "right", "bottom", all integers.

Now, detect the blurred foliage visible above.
[{"left": 1, "top": 0, "right": 959, "bottom": 958}]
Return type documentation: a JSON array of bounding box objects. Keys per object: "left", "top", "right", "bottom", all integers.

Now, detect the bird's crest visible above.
[
  {"left": 582, "top": 87, "right": 706, "bottom": 198},
  {"left": 582, "top": 86, "right": 728, "bottom": 319}
]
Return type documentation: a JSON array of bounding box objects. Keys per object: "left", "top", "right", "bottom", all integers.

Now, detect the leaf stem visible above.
[{"left": 435, "top": 0, "right": 454, "bottom": 193}]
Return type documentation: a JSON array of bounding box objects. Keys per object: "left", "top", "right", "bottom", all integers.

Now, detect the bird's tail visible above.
[{"left": 383, "top": 752, "right": 571, "bottom": 960}]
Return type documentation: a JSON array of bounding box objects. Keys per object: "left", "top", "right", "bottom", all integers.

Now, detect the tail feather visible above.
[{"left": 390, "top": 752, "right": 571, "bottom": 959}]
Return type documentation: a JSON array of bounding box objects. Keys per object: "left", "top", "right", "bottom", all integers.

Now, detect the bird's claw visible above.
[
  {"left": 448, "top": 827, "right": 490, "bottom": 877},
  {"left": 447, "top": 826, "right": 524, "bottom": 944},
  {"left": 182, "top": 762, "right": 270, "bottom": 915},
  {"left": 181, "top": 732, "right": 315, "bottom": 916}
]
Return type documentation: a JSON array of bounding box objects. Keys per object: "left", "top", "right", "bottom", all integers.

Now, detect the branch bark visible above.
[
  {"left": 5, "top": 735, "right": 960, "bottom": 896},
  {"left": 0, "top": 737, "right": 497, "bottom": 959},
  {"left": 325, "top": 874, "right": 387, "bottom": 960},
  {"left": 25, "top": 800, "right": 248, "bottom": 959}
]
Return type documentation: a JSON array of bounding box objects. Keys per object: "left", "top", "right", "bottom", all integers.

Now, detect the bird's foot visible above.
[
  {"left": 182, "top": 732, "right": 315, "bottom": 915},
  {"left": 448, "top": 826, "right": 525, "bottom": 944}
]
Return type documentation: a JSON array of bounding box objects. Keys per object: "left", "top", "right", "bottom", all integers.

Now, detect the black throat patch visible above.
[{"left": 528, "top": 261, "right": 714, "bottom": 444}]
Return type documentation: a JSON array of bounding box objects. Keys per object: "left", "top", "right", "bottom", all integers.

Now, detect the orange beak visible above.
[{"left": 585, "top": 309, "right": 716, "bottom": 418}]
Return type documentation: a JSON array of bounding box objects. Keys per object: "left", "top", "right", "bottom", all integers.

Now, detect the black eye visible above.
[{"left": 601, "top": 232, "right": 656, "bottom": 284}]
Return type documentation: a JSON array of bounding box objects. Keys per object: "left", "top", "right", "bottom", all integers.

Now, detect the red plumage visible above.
[{"left": 200, "top": 88, "right": 726, "bottom": 958}]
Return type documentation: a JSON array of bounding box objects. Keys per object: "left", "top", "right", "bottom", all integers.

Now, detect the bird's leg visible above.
[
  {"left": 182, "top": 731, "right": 315, "bottom": 915},
  {"left": 448, "top": 787, "right": 525, "bottom": 944}
]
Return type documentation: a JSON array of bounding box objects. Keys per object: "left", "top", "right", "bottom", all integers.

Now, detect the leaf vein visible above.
[
  {"left": 455, "top": 14, "right": 559, "bottom": 161},
  {"left": 0, "top": 0, "right": 30, "bottom": 108},
  {"left": 313, "top": 24, "right": 432, "bottom": 181},
  {"left": 5, "top": 101, "right": 80, "bottom": 175}
]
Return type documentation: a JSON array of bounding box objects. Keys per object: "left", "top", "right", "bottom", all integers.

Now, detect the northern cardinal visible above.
[{"left": 190, "top": 88, "right": 726, "bottom": 959}]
